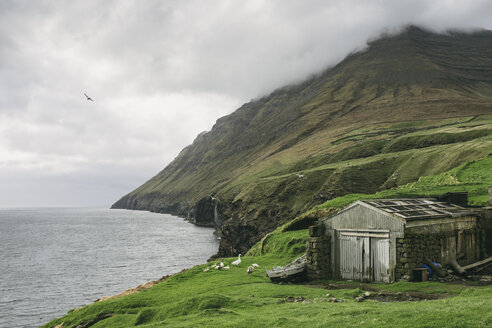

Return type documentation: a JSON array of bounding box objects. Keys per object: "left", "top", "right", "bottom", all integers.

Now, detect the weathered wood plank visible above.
[{"left": 463, "top": 256, "right": 492, "bottom": 270}]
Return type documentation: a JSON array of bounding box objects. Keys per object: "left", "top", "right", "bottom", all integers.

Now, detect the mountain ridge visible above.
[{"left": 112, "top": 26, "right": 492, "bottom": 256}]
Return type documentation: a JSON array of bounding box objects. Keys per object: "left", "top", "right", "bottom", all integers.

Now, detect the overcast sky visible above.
[{"left": 1, "top": 0, "right": 491, "bottom": 207}]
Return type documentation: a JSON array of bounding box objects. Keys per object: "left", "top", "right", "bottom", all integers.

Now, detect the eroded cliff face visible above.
[{"left": 112, "top": 26, "right": 492, "bottom": 256}]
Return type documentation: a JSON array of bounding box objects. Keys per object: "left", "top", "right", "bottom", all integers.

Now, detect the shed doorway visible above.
[{"left": 338, "top": 231, "right": 390, "bottom": 283}]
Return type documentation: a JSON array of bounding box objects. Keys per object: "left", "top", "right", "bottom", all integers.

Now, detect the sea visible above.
[{"left": 0, "top": 207, "right": 219, "bottom": 328}]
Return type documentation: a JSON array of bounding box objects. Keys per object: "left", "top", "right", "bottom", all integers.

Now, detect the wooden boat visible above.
[{"left": 266, "top": 254, "right": 307, "bottom": 283}]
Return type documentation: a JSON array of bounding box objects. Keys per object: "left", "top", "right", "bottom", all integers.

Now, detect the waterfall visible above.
[{"left": 213, "top": 201, "right": 219, "bottom": 225}]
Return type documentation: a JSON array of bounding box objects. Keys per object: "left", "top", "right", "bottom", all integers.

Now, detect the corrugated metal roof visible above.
[{"left": 361, "top": 198, "right": 468, "bottom": 220}]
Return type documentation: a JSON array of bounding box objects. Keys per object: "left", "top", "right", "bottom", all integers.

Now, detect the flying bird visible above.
[{"left": 84, "top": 93, "right": 94, "bottom": 101}]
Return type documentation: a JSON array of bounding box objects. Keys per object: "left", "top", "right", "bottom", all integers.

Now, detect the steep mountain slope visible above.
[{"left": 112, "top": 26, "right": 492, "bottom": 256}]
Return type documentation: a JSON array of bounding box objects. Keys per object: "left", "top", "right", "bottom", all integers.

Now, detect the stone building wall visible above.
[
  {"left": 395, "top": 232, "right": 452, "bottom": 280},
  {"left": 306, "top": 224, "right": 331, "bottom": 280},
  {"left": 309, "top": 214, "right": 484, "bottom": 282}
]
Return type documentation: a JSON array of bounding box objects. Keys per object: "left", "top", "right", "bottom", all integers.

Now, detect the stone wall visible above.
[
  {"left": 306, "top": 224, "right": 331, "bottom": 280},
  {"left": 395, "top": 232, "right": 452, "bottom": 280}
]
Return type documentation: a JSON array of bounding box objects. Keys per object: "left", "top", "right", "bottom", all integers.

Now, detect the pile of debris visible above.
[
  {"left": 412, "top": 257, "right": 492, "bottom": 284},
  {"left": 462, "top": 256, "right": 492, "bottom": 283}
]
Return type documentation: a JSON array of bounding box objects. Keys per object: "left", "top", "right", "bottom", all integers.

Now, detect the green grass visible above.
[
  {"left": 43, "top": 252, "right": 492, "bottom": 328},
  {"left": 310, "top": 154, "right": 492, "bottom": 211},
  {"left": 247, "top": 229, "right": 308, "bottom": 257},
  {"left": 383, "top": 129, "right": 491, "bottom": 153}
]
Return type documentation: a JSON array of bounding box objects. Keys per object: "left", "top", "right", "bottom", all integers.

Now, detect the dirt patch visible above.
[
  {"left": 359, "top": 291, "right": 450, "bottom": 302},
  {"left": 281, "top": 295, "right": 345, "bottom": 304},
  {"left": 307, "top": 283, "right": 453, "bottom": 303},
  {"left": 310, "top": 282, "right": 381, "bottom": 291}
]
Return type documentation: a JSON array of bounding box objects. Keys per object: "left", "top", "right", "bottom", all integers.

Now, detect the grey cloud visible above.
[{"left": 0, "top": 0, "right": 491, "bottom": 206}]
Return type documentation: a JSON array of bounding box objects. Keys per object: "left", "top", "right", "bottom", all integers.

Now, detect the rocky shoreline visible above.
[{"left": 111, "top": 196, "right": 271, "bottom": 259}]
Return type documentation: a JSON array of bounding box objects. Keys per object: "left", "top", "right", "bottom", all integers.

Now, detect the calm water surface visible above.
[{"left": 0, "top": 208, "right": 219, "bottom": 328}]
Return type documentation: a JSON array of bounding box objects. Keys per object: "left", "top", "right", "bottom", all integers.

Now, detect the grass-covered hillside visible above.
[
  {"left": 43, "top": 251, "right": 492, "bottom": 327},
  {"left": 45, "top": 156, "right": 492, "bottom": 327},
  {"left": 113, "top": 26, "right": 492, "bottom": 256},
  {"left": 308, "top": 154, "right": 492, "bottom": 211}
]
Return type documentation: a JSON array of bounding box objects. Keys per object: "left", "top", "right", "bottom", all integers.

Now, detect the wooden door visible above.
[
  {"left": 339, "top": 235, "right": 370, "bottom": 281},
  {"left": 371, "top": 238, "right": 390, "bottom": 283},
  {"left": 339, "top": 231, "right": 390, "bottom": 282}
]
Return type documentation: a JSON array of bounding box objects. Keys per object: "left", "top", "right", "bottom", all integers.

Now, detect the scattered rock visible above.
[
  {"left": 480, "top": 276, "right": 492, "bottom": 282},
  {"left": 355, "top": 296, "right": 364, "bottom": 302},
  {"left": 354, "top": 291, "right": 373, "bottom": 302},
  {"left": 284, "top": 296, "right": 306, "bottom": 303},
  {"left": 400, "top": 275, "right": 411, "bottom": 282}
]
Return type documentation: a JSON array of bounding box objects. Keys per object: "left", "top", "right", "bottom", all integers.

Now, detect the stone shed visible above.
[{"left": 306, "top": 198, "right": 483, "bottom": 283}]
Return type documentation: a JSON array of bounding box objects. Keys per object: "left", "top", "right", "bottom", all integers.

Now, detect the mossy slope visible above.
[{"left": 112, "top": 26, "right": 492, "bottom": 256}]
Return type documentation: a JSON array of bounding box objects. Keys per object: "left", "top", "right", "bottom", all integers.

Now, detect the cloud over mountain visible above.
[{"left": 1, "top": 0, "right": 491, "bottom": 206}]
